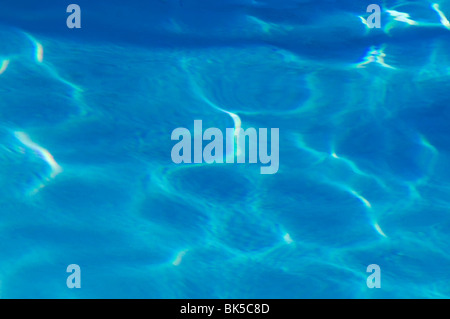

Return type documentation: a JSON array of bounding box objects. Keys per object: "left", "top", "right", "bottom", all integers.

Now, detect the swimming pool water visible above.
[{"left": 0, "top": 0, "right": 450, "bottom": 298}]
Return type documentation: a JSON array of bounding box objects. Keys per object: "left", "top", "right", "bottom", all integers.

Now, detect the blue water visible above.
[{"left": 1, "top": 0, "right": 450, "bottom": 298}]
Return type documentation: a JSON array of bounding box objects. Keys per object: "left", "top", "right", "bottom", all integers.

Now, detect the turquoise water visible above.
[{"left": 0, "top": 0, "right": 450, "bottom": 298}]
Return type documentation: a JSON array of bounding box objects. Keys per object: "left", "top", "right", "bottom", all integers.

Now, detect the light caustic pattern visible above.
[
  {"left": 0, "top": 59, "right": 9, "bottom": 74},
  {"left": 0, "top": 31, "right": 88, "bottom": 196},
  {"left": 359, "top": 2, "right": 450, "bottom": 30},
  {"left": 14, "top": 131, "right": 62, "bottom": 178},
  {"left": 0, "top": 0, "right": 450, "bottom": 299}
]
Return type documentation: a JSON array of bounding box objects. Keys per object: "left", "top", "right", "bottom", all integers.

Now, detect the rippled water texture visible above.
[{"left": 0, "top": 0, "right": 450, "bottom": 298}]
